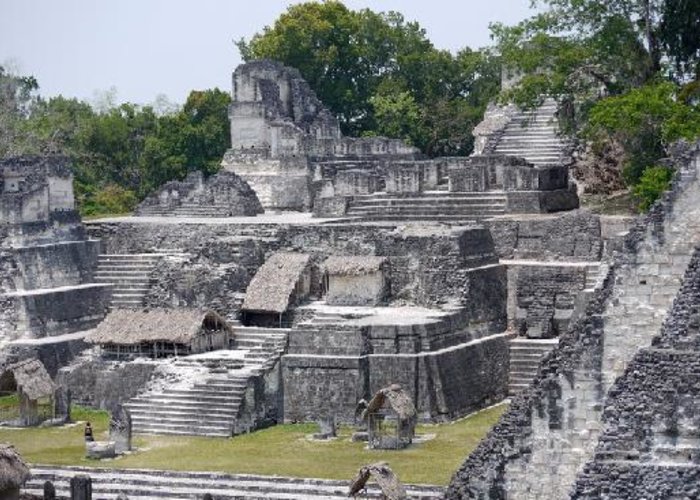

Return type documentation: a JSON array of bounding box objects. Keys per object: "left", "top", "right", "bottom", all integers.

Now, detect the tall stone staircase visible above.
[
  {"left": 493, "top": 98, "right": 571, "bottom": 166},
  {"left": 346, "top": 192, "right": 506, "bottom": 223},
  {"left": 94, "top": 254, "right": 161, "bottom": 309},
  {"left": 24, "top": 466, "right": 444, "bottom": 499},
  {"left": 583, "top": 262, "right": 609, "bottom": 292},
  {"left": 124, "top": 327, "right": 289, "bottom": 437},
  {"left": 508, "top": 338, "right": 559, "bottom": 395}
]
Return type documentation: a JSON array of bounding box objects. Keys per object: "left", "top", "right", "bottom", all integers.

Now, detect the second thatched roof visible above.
[
  {"left": 0, "top": 444, "right": 31, "bottom": 491},
  {"left": 362, "top": 384, "right": 416, "bottom": 422},
  {"left": 325, "top": 256, "right": 387, "bottom": 276},
  {"left": 2, "top": 359, "right": 55, "bottom": 401},
  {"left": 86, "top": 308, "right": 231, "bottom": 346},
  {"left": 242, "top": 252, "right": 311, "bottom": 314}
]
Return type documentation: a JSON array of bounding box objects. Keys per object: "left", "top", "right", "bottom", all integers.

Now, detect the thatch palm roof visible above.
[
  {"left": 348, "top": 462, "right": 407, "bottom": 500},
  {"left": 242, "top": 252, "right": 311, "bottom": 314},
  {"left": 86, "top": 308, "right": 231, "bottom": 346},
  {"left": 3, "top": 359, "right": 55, "bottom": 401},
  {"left": 0, "top": 444, "right": 31, "bottom": 491},
  {"left": 362, "top": 384, "right": 416, "bottom": 422},
  {"left": 325, "top": 256, "right": 387, "bottom": 276}
]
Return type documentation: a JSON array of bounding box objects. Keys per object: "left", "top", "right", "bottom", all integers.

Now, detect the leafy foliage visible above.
[
  {"left": 585, "top": 81, "right": 700, "bottom": 183},
  {"left": 0, "top": 67, "right": 230, "bottom": 215},
  {"left": 633, "top": 165, "right": 674, "bottom": 209},
  {"left": 238, "top": 1, "right": 500, "bottom": 156}
]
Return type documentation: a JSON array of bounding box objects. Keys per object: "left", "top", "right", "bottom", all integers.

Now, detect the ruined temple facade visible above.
[
  {"left": 221, "top": 60, "right": 420, "bottom": 211},
  {"left": 0, "top": 156, "right": 108, "bottom": 375}
]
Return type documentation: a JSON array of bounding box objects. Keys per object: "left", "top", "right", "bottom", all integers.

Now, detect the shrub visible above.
[{"left": 633, "top": 165, "right": 674, "bottom": 211}]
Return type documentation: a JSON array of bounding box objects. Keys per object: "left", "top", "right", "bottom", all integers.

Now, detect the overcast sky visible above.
[{"left": 0, "top": 0, "right": 534, "bottom": 106}]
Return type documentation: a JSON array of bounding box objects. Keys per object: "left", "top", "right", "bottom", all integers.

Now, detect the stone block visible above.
[{"left": 85, "top": 441, "right": 116, "bottom": 460}]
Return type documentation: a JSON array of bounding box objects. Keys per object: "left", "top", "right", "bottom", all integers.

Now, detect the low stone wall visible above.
[
  {"left": 486, "top": 210, "right": 603, "bottom": 261},
  {"left": 514, "top": 265, "right": 587, "bottom": 338},
  {"left": 283, "top": 332, "right": 510, "bottom": 423},
  {"left": 12, "top": 239, "right": 99, "bottom": 289},
  {"left": 58, "top": 358, "right": 158, "bottom": 412},
  {"left": 7, "top": 284, "right": 111, "bottom": 339}
]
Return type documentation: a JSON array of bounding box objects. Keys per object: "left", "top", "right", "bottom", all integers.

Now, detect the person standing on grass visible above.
[{"left": 84, "top": 421, "right": 94, "bottom": 442}]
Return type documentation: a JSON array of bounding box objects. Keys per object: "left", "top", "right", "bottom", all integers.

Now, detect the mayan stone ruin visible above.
[{"left": 2, "top": 57, "right": 700, "bottom": 499}]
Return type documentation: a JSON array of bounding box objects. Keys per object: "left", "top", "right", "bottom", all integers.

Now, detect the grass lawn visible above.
[{"left": 0, "top": 403, "right": 506, "bottom": 486}]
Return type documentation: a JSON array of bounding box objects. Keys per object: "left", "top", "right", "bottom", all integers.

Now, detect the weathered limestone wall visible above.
[
  {"left": 58, "top": 358, "right": 158, "bottom": 412},
  {"left": 513, "top": 265, "right": 587, "bottom": 338},
  {"left": 326, "top": 273, "right": 385, "bottom": 306},
  {"left": 571, "top": 251, "right": 700, "bottom": 497},
  {"left": 446, "top": 141, "right": 700, "bottom": 499},
  {"left": 86, "top": 222, "right": 270, "bottom": 315},
  {"left": 280, "top": 224, "right": 505, "bottom": 312},
  {"left": 6, "top": 284, "right": 111, "bottom": 339},
  {"left": 136, "top": 170, "right": 264, "bottom": 217},
  {"left": 12, "top": 240, "right": 99, "bottom": 289},
  {"left": 486, "top": 210, "right": 603, "bottom": 261},
  {"left": 283, "top": 330, "right": 511, "bottom": 423}
]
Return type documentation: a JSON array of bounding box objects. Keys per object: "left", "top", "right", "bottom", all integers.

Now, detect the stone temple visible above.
[{"left": 3, "top": 59, "right": 700, "bottom": 499}]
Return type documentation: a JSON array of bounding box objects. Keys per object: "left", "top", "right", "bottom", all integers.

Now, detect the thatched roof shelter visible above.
[
  {"left": 2, "top": 360, "right": 55, "bottom": 401},
  {"left": 325, "top": 256, "right": 387, "bottom": 276},
  {"left": 348, "top": 462, "right": 407, "bottom": 500},
  {"left": 0, "top": 444, "right": 31, "bottom": 492},
  {"left": 86, "top": 308, "right": 231, "bottom": 346},
  {"left": 242, "top": 252, "right": 311, "bottom": 314},
  {"left": 361, "top": 384, "right": 416, "bottom": 422}
]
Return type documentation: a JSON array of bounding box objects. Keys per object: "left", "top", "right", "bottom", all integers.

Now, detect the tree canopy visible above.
[{"left": 237, "top": 0, "right": 501, "bottom": 156}]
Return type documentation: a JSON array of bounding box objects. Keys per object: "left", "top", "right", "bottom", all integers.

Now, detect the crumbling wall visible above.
[
  {"left": 515, "top": 266, "right": 586, "bottom": 338},
  {"left": 136, "top": 170, "right": 263, "bottom": 217},
  {"left": 58, "top": 357, "right": 158, "bottom": 412},
  {"left": 446, "top": 141, "right": 700, "bottom": 499},
  {"left": 486, "top": 210, "right": 603, "bottom": 261}
]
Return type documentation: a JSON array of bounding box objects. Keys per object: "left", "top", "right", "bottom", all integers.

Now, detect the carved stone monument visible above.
[{"left": 109, "top": 406, "right": 132, "bottom": 454}]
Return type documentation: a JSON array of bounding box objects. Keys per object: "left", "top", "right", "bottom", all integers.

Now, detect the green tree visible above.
[
  {"left": 238, "top": 1, "right": 500, "bottom": 155},
  {"left": 660, "top": 0, "right": 700, "bottom": 79},
  {"left": 585, "top": 81, "right": 700, "bottom": 183},
  {"left": 0, "top": 65, "right": 39, "bottom": 155}
]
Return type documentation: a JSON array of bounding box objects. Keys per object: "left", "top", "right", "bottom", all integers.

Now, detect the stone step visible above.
[
  {"left": 352, "top": 194, "right": 507, "bottom": 203},
  {"left": 130, "top": 414, "right": 235, "bottom": 427},
  {"left": 125, "top": 403, "right": 240, "bottom": 417},
  {"left": 351, "top": 214, "right": 489, "bottom": 222},
  {"left": 129, "top": 393, "right": 241, "bottom": 405},
  {"left": 95, "top": 270, "right": 152, "bottom": 277},
  {"left": 25, "top": 466, "right": 444, "bottom": 499},
  {"left": 347, "top": 205, "right": 506, "bottom": 215},
  {"left": 128, "top": 400, "right": 241, "bottom": 413},
  {"left": 131, "top": 423, "right": 231, "bottom": 437}
]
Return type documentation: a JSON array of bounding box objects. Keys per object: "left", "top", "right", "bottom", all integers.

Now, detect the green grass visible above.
[{"left": 0, "top": 403, "right": 506, "bottom": 486}]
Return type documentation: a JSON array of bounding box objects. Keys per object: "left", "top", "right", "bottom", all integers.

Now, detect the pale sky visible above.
[{"left": 0, "top": 0, "right": 534, "bottom": 106}]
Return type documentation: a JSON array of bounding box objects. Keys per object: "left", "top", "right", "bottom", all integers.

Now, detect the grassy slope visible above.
[{"left": 0, "top": 404, "right": 506, "bottom": 485}]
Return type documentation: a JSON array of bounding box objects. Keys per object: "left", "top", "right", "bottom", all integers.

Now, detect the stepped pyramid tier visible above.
[
  {"left": 0, "top": 156, "right": 110, "bottom": 350},
  {"left": 136, "top": 170, "right": 263, "bottom": 217}
]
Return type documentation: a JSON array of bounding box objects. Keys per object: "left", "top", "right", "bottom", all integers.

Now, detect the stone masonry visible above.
[{"left": 446, "top": 140, "right": 700, "bottom": 499}]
